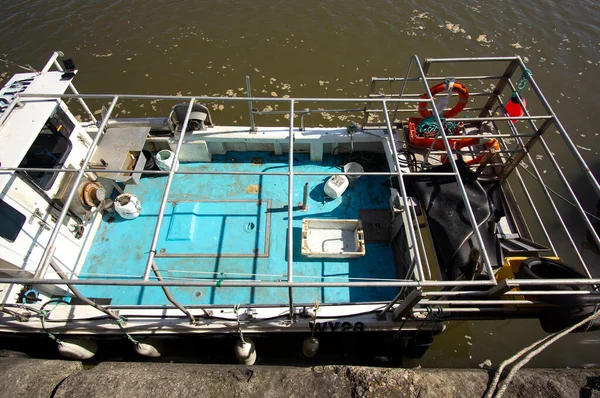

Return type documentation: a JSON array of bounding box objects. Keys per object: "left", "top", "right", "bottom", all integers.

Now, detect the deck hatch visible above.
[{"left": 156, "top": 199, "right": 271, "bottom": 258}]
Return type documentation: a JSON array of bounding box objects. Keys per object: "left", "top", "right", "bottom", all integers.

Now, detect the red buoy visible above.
[{"left": 505, "top": 94, "right": 526, "bottom": 122}]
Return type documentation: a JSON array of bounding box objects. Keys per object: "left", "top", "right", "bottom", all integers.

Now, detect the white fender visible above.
[
  {"left": 234, "top": 338, "right": 256, "bottom": 365},
  {"left": 57, "top": 339, "right": 98, "bottom": 360},
  {"left": 135, "top": 342, "right": 161, "bottom": 358}
]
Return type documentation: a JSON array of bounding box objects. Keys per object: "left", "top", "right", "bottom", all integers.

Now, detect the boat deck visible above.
[{"left": 78, "top": 151, "right": 399, "bottom": 306}]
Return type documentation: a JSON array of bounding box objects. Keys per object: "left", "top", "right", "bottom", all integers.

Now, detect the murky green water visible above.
[{"left": 1, "top": 0, "right": 599, "bottom": 367}]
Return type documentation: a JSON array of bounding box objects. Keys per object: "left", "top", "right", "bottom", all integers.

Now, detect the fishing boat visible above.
[{"left": 0, "top": 52, "right": 598, "bottom": 362}]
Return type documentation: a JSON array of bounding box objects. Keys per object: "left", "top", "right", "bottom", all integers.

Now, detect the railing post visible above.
[
  {"left": 51, "top": 55, "right": 98, "bottom": 124},
  {"left": 142, "top": 98, "right": 196, "bottom": 280},
  {"left": 392, "top": 287, "right": 422, "bottom": 321},
  {"left": 381, "top": 100, "right": 426, "bottom": 281},
  {"left": 412, "top": 57, "right": 497, "bottom": 284},
  {"left": 34, "top": 96, "right": 119, "bottom": 280},
  {"left": 246, "top": 76, "right": 256, "bottom": 132},
  {"left": 287, "top": 99, "right": 295, "bottom": 321}
]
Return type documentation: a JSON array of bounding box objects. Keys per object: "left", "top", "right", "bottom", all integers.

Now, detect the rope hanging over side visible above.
[
  {"left": 116, "top": 316, "right": 140, "bottom": 345},
  {"left": 0, "top": 58, "right": 38, "bottom": 73},
  {"left": 511, "top": 68, "right": 532, "bottom": 99},
  {"left": 234, "top": 304, "right": 245, "bottom": 344},
  {"left": 484, "top": 308, "right": 600, "bottom": 398},
  {"left": 310, "top": 300, "right": 320, "bottom": 338},
  {"left": 39, "top": 299, "right": 68, "bottom": 344}
]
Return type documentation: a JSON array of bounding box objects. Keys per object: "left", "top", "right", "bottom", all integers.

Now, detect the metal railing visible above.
[{"left": 0, "top": 53, "right": 598, "bottom": 327}]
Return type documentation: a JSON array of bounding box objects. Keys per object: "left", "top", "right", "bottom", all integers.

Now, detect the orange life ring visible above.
[{"left": 418, "top": 82, "right": 469, "bottom": 119}]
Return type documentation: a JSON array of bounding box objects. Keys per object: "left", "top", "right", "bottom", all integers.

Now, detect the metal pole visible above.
[
  {"left": 372, "top": 75, "right": 506, "bottom": 82},
  {"left": 301, "top": 182, "right": 309, "bottom": 210},
  {"left": 52, "top": 58, "right": 97, "bottom": 123},
  {"left": 423, "top": 290, "right": 598, "bottom": 296},
  {"left": 142, "top": 98, "right": 196, "bottom": 280},
  {"left": 40, "top": 51, "right": 63, "bottom": 73},
  {"left": 413, "top": 57, "right": 497, "bottom": 283},
  {"left": 34, "top": 96, "right": 119, "bottom": 279},
  {"left": 492, "top": 118, "right": 556, "bottom": 254},
  {"left": 20, "top": 92, "right": 426, "bottom": 103},
  {"left": 447, "top": 115, "right": 552, "bottom": 122},
  {"left": 518, "top": 57, "right": 600, "bottom": 196},
  {"left": 392, "top": 287, "right": 423, "bottom": 320},
  {"left": 0, "top": 167, "right": 456, "bottom": 178},
  {"left": 3, "top": 277, "right": 599, "bottom": 288},
  {"left": 498, "top": 93, "right": 591, "bottom": 275},
  {"left": 393, "top": 55, "right": 417, "bottom": 122},
  {"left": 378, "top": 289, "right": 405, "bottom": 320},
  {"left": 287, "top": 100, "right": 295, "bottom": 321},
  {"left": 536, "top": 133, "right": 600, "bottom": 252},
  {"left": 424, "top": 56, "right": 521, "bottom": 63},
  {"left": 48, "top": 261, "right": 121, "bottom": 322},
  {"left": 381, "top": 100, "right": 426, "bottom": 281},
  {"left": 246, "top": 76, "right": 255, "bottom": 132},
  {"left": 410, "top": 203, "right": 431, "bottom": 279},
  {"left": 151, "top": 261, "right": 196, "bottom": 324}
]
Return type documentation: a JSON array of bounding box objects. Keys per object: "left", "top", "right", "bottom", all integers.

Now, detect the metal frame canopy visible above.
[{"left": 0, "top": 52, "right": 598, "bottom": 326}]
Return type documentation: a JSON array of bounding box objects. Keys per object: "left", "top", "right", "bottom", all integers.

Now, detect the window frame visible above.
[{"left": 18, "top": 107, "right": 74, "bottom": 191}]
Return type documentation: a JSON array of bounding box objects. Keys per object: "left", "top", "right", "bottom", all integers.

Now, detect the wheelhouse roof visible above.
[{"left": 0, "top": 71, "right": 74, "bottom": 191}]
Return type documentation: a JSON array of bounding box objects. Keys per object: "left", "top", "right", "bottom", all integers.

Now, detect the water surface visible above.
[{"left": 1, "top": 0, "right": 599, "bottom": 367}]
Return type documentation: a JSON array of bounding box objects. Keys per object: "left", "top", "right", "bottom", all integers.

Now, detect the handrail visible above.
[
  {"left": 48, "top": 261, "right": 121, "bottom": 322},
  {"left": 287, "top": 99, "right": 295, "bottom": 321},
  {"left": 517, "top": 57, "right": 600, "bottom": 197},
  {"left": 2, "top": 52, "right": 596, "bottom": 317},
  {"left": 499, "top": 83, "right": 596, "bottom": 277},
  {"left": 151, "top": 261, "right": 196, "bottom": 324},
  {"left": 6, "top": 277, "right": 600, "bottom": 287},
  {"left": 410, "top": 54, "right": 497, "bottom": 282},
  {"left": 33, "top": 96, "right": 120, "bottom": 280},
  {"left": 382, "top": 100, "right": 425, "bottom": 281},
  {"left": 142, "top": 98, "right": 196, "bottom": 280}
]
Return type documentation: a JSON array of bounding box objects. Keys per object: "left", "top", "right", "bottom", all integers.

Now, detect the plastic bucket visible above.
[
  {"left": 343, "top": 162, "right": 364, "bottom": 185},
  {"left": 324, "top": 175, "right": 349, "bottom": 199},
  {"left": 114, "top": 193, "right": 142, "bottom": 219},
  {"left": 155, "top": 150, "right": 179, "bottom": 171}
]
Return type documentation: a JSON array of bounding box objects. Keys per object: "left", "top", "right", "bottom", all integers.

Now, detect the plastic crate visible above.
[{"left": 301, "top": 219, "right": 365, "bottom": 258}]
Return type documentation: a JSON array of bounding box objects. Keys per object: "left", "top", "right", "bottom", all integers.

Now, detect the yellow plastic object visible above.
[{"left": 495, "top": 256, "right": 562, "bottom": 301}]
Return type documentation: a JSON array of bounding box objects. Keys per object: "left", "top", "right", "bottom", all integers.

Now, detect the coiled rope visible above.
[
  {"left": 510, "top": 68, "right": 532, "bottom": 101},
  {"left": 416, "top": 116, "right": 460, "bottom": 138},
  {"left": 484, "top": 308, "right": 600, "bottom": 398}
]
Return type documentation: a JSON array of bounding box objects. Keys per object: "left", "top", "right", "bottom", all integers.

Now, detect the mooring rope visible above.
[{"left": 484, "top": 308, "right": 600, "bottom": 398}]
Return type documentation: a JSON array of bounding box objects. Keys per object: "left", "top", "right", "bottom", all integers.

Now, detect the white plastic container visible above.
[
  {"left": 343, "top": 162, "right": 364, "bottom": 185},
  {"left": 114, "top": 193, "right": 142, "bottom": 219},
  {"left": 156, "top": 150, "right": 179, "bottom": 171},
  {"left": 301, "top": 218, "right": 365, "bottom": 258},
  {"left": 324, "top": 175, "right": 349, "bottom": 199}
]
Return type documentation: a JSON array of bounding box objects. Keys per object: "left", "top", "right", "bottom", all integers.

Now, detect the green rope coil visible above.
[
  {"left": 416, "top": 116, "right": 460, "bottom": 137},
  {"left": 511, "top": 68, "right": 532, "bottom": 100}
]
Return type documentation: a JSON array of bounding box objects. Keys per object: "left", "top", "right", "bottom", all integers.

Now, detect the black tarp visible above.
[{"left": 403, "top": 159, "right": 503, "bottom": 280}]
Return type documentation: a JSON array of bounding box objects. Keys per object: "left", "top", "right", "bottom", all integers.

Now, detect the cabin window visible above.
[
  {"left": 19, "top": 107, "right": 73, "bottom": 191},
  {"left": 0, "top": 199, "right": 26, "bottom": 242}
]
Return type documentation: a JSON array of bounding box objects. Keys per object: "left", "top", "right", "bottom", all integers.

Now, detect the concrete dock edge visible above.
[{"left": 0, "top": 359, "right": 598, "bottom": 397}]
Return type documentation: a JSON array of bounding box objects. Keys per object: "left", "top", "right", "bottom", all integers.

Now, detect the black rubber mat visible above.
[{"left": 360, "top": 209, "right": 393, "bottom": 243}]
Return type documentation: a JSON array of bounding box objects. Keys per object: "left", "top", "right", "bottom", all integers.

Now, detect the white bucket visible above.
[
  {"left": 156, "top": 150, "right": 179, "bottom": 171},
  {"left": 114, "top": 193, "right": 142, "bottom": 220},
  {"left": 324, "top": 175, "right": 349, "bottom": 199},
  {"left": 343, "top": 162, "right": 364, "bottom": 185}
]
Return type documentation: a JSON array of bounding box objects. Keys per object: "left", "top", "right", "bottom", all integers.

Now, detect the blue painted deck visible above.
[{"left": 78, "top": 152, "right": 399, "bottom": 306}]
